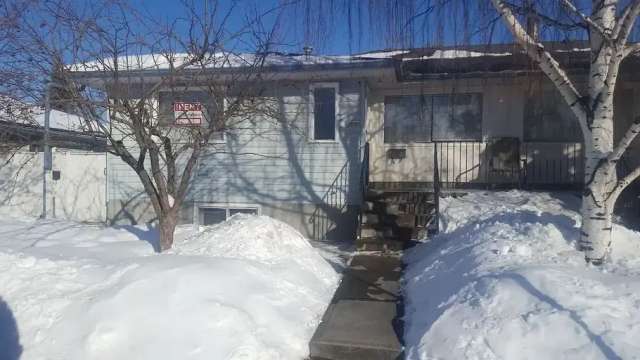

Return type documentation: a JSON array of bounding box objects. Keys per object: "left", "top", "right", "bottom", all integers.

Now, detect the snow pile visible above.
[
  {"left": 172, "top": 214, "right": 339, "bottom": 287},
  {"left": 0, "top": 215, "right": 338, "bottom": 360},
  {"left": 403, "top": 191, "right": 640, "bottom": 360}
]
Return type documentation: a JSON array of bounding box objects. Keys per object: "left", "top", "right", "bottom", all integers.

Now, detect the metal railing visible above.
[
  {"left": 309, "top": 158, "right": 352, "bottom": 242},
  {"left": 433, "top": 139, "right": 583, "bottom": 190},
  {"left": 357, "top": 142, "right": 370, "bottom": 241},
  {"left": 432, "top": 143, "right": 440, "bottom": 233}
]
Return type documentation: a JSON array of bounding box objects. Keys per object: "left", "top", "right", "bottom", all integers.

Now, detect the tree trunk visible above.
[
  {"left": 581, "top": 97, "right": 615, "bottom": 264},
  {"left": 581, "top": 182, "right": 613, "bottom": 265},
  {"left": 159, "top": 214, "right": 177, "bottom": 252}
]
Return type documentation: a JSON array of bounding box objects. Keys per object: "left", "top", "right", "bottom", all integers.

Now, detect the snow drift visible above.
[
  {"left": 0, "top": 215, "right": 339, "bottom": 360},
  {"left": 403, "top": 191, "right": 640, "bottom": 360}
]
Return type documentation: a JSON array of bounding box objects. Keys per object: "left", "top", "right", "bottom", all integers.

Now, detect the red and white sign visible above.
[{"left": 173, "top": 101, "right": 203, "bottom": 126}]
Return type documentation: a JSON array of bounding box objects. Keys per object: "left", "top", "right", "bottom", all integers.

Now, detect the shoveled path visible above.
[{"left": 309, "top": 254, "right": 404, "bottom": 360}]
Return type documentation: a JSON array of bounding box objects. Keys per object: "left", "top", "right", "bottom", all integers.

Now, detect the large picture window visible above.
[
  {"left": 384, "top": 93, "right": 483, "bottom": 143},
  {"left": 310, "top": 84, "right": 338, "bottom": 141},
  {"left": 384, "top": 96, "right": 430, "bottom": 143},
  {"left": 524, "top": 90, "right": 581, "bottom": 142},
  {"left": 432, "top": 93, "right": 483, "bottom": 141}
]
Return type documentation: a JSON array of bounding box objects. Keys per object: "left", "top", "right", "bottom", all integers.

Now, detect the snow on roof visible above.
[
  {"left": 32, "top": 109, "right": 86, "bottom": 131},
  {"left": 69, "top": 51, "right": 374, "bottom": 72},
  {"left": 355, "top": 49, "right": 411, "bottom": 58},
  {"left": 406, "top": 49, "right": 512, "bottom": 60},
  {"left": 0, "top": 96, "right": 88, "bottom": 132}
]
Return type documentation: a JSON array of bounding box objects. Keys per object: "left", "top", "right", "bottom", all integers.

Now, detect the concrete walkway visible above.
[{"left": 309, "top": 254, "right": 404, "bottom": 360}]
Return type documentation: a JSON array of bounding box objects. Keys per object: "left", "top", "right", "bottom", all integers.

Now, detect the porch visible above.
[{"left": 309, "top": 138, "right": 584, "bottom": 246}]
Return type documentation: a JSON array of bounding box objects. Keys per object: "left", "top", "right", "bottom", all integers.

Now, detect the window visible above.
[
  {"left": 383, "top": 93, "right": 483, "bottom": 143},
  {"left": 524, "top": 90, "right": 581, "bottom": 142},
  {"left": 310, "top": 84, "right": 338, "bottom": 141},
  {"left": 158, "top": 90, "right": 224, "bottom": 141},
  {"left": 432, "top": 93, "right": 483, "bottom": 141},
  {"left": 384, "top": 95, "right": 430, "bottom": 143},
  {"left": 200, "top": 208, "right": 226, "bottom": 226},
  {"left": 198, "top": 205, "right": 260, "bottom": 226}
]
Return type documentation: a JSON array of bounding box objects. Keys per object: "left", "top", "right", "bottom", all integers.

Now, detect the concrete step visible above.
[{"left": 309, "top": 300, "right": 403, "bottom": 360}]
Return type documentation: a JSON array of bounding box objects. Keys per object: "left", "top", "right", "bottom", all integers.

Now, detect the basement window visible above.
[
  {"left": 197, "top": 204, "right": 260, "bottom": 226},
  {"left": 310, "top": 83, "right": 339, "bottom": 141}
]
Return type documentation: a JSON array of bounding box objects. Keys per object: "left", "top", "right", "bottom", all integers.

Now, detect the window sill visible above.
[{"left": 308, "top": 139, "right": 340, "bottom": 144}]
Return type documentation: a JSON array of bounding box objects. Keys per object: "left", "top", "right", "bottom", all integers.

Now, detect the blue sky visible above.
[
  {"left": 131, "top": 0, "right": 367, "bottom": 55},
  {"left": 118, "top": 0, "right": 611, "bottom": 55}
]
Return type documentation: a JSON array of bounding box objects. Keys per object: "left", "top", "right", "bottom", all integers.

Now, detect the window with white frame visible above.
[
  {"left": 310, "top": 83, "right": 338, "bottom": 141},
  {"left": 197, "top": 204, "right": 260, "bottom": 226},
  {"left": 158, "top": 90, "right": 224, "bottom": 141}
]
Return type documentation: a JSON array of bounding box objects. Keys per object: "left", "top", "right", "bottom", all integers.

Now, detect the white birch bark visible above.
[{"left": 491, "top": 0, "right": 640, "bottom": 264}]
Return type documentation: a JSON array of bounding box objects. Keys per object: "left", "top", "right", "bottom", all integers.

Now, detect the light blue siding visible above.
[
  {"left": 190, "top": 80, "right": 364, "bottom": 206},
  {"left": 106, "top": 80, "right": 365, "bottom": 218}
]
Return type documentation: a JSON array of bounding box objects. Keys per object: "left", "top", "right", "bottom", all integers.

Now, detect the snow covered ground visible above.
[
  {"left": 403, "top": 191, "right": 640, "bottom": 360},
  {"left": 0, "top": 214, "right": 340, "bottom": 360}
]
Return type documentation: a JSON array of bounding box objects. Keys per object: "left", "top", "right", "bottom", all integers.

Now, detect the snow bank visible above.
[
  {"left": 403, "top": 191, "right": 640, "bottom": 360},
  {"left": 0, "top": 215, "right": 338, "bottom": 360},
  {"left": 173, "top": 215, "right": 337, "bottom": 281}
]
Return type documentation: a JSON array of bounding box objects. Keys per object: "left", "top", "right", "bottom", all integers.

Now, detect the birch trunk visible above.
[{"left": 580, "top": 1, "right": 617, "bottom": 264}]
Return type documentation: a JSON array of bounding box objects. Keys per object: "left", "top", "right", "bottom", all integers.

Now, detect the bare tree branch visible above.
[
  {"left": 623, "top": 42, "right": 640, "bottom": 57},
  {"left": 613, "top": 0, "right": 640, "bottom": 43},
  {"left": 491, "top": 0, "right": 590, "bottom": 141},
  {"left": 560, "top": 0, "right": 612, "bottom": 42}
]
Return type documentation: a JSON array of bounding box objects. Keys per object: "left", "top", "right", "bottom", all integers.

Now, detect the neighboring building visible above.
[
  {"left": 69, "top": 41, "right": 640, "bottom": 241},
  {"left": 0, "top": 108, "right": 108, "bottom": 222}
]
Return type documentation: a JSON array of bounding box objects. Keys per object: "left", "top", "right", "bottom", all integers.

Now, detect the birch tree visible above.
[
  {"left": 490, "top": 0, "right": 640, "bottom": 264},
  {"left": 7, "top": 0, "right": 282, "bottom": 251}
]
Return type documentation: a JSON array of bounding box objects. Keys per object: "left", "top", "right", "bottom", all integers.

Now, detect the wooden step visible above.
[{"left": 360, "top": 225, "right": 394, "bottom": 239}]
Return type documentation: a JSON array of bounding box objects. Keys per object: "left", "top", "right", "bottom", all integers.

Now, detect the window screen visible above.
[
  {"left": 384, "top": 95, "right": 430, "bottom": 143},
  {"left": 432, "top": 93, "right": 482, "bottom": 141},
  {"left": 524, "top": 90, "right": 581, "bottom": 142},
  {"left": 313, "top": 87, "right": 336, "bottom": 140},
  {"left": 200, "top": 207, "right": 226, "bottom": 226}
]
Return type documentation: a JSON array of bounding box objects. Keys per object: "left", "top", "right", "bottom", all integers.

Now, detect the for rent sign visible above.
[{"left": 173, "top": 101, "right": 203, "bottom": 125}]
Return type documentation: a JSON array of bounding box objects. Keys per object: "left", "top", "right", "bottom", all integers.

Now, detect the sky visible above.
[
  {"left": 126, "top": 0, "right": 518, "bottom": 56},
  {"left": 126, "top": 0, "right": 556, "bottom": 56},
  {"left": 131, "top": 0, "right": 367, "bottom": 55}
]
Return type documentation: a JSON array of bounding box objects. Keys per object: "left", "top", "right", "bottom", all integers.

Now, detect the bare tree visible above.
[
  {"left": 488, "top": 0, "right": 640, "bottom": 264},
  {"left": 7, "top": 0, "right": 283, "bottom": 250}
]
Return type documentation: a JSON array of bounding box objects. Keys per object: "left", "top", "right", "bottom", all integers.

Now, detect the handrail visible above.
[
  {"left": 357, "top": 142, "right": 370, "bottom": 241},
  {"left": 309, "top": 157, "right": 351, "bottom": 241},
  {"left": 432, "top": 142, "right": 440, "bottom": 234},
  {"left": 361, "top": 142, "right": 370, "bottom": 201},
  {"left": 308, "top": 142, "right": 369, "bottom": 242}
]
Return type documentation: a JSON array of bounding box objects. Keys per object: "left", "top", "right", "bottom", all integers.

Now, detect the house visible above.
[
  {"left": 0, "top": 106, "right": 108, "bottom": 222},
  {"left": 68, "top": 41, "right": 640, "bottom": 247}
]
